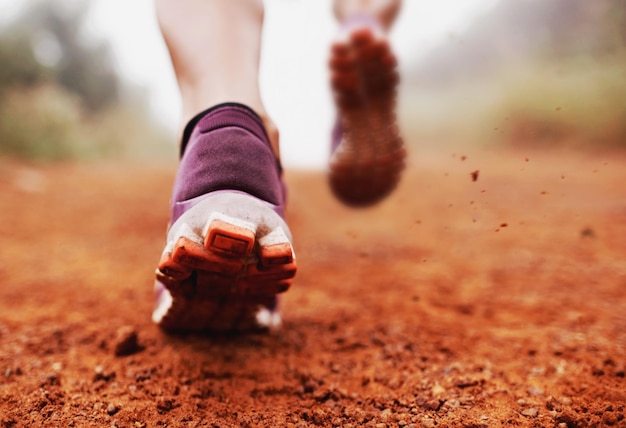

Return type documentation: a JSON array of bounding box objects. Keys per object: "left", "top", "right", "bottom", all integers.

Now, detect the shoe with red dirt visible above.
[
  {"left": 152, "top": 103, "right": 296, "bottom": 332},
  {"left": 329, "top": 16, "right": 405, "bottom": 207}
]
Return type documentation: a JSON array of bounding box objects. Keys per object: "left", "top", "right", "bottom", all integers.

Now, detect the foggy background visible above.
[{"left": 0, "top": 0, "right": 624, "bottom": 166}]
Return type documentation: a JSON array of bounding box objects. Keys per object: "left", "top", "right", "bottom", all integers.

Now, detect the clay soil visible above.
[{"left": 0, "top": 149, "right": 625, "bottom": 427}]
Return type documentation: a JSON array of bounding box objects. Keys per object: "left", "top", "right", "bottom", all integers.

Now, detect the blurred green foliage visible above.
[
  {"left": 0, "top": 1, "right": 172, "bottom": 160},
  {"left": 0, "top": 84, "right": 82, "bottom": 160},
  {"left": 403, "top": 0, "right": 626, "bottom": 150}
]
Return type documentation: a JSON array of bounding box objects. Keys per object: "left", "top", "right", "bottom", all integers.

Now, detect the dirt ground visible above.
[{"left": 0, "top": 149, "right": 625, "bottom": 427}]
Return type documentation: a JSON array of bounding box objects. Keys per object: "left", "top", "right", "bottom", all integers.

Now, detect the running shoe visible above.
[
  {"left": 329, "top": 16, "right": 405, "bottom": 206},
  {"left": 152, "top": 103, "right": 296, "bottom": 332}
]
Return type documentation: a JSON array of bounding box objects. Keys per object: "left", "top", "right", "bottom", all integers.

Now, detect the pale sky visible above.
[{"left": 2, "top": 0, "right": 498, "bottom": 167}]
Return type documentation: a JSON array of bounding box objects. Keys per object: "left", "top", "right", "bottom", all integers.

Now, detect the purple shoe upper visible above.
[{"left": 170, "top": 103, "right": 285, "bottom": 223}]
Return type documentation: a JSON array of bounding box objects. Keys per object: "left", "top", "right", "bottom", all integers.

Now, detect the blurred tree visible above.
[
  {"left": 0, "top": 0, "right": 120, "bottom": 112},
  {"left": 0, "top": 30, "right": 43, "bottom": 91},
  {"left": 402, "top": 0, "right": 626, "bottom": 150},
  {"left": 411, "top": 0, "right": 626, "bottom": 84},
  {"left": 0, "top": 1, "right": 174, "bottom": 161}
]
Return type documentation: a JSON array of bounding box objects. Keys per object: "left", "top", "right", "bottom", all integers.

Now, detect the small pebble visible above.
[
  {"left": 380, "top": 408, "right": 392, "bottom": 422},
  {"left": 114, "top": 326, "right": 142, "bottom": 357},
  {"left": 424, "top": 399, "right": 441, "bottom": 411},
  {"left": 94, "top": 366, "right": 116, "bottom": 382},
  {"left": 107, "top": 403, "right": 119, "bottom": 416},
  {"left": 441, "top": 399, "right": 460, "bottom": 412},
  {"left": 421, "top": 417, "right": 435, "bottom": 428},
  {"left": 521, "top": 407, "right": 538, "bottom": 417},
  {"left": 157, "top": 398, "right": 175, "bottom": 412},
  {"left": 432, "top": 383, "right": 445, "bottom": 396}
]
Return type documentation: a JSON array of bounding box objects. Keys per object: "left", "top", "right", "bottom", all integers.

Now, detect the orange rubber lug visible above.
[
  {"left": 246, "top": 261, "right": 297, "bottom": 281},
  {"left": 158, "top": 253, "right": 192, "bottom": 280},
  {"left": 205, "top": 220, "right": 255, "bottom": 257},
  {"left": 171, "top": 236, "right": 241, "bottom": 275},
  {"left": 155, "top": 270, "right": 178, "bottom": 288},
  {"left": 156, "top": 270, "right": 196, "bottom": 298},
  {"left": 260, "top": 243, "right": 294, "bottom": 267}
]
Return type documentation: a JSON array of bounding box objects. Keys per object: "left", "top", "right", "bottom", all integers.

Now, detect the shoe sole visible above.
[
  {"left": 152, "top": 192, "right": 296, "bottom": 332},
  {"left": 329, "top": 27, "right": 405, "bottom": 207}
]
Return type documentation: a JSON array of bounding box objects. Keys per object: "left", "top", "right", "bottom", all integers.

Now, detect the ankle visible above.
[{"left": 258, "top": 114, "right": 281, "bottom": 160}]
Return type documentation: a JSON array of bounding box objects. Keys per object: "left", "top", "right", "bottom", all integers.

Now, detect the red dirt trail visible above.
[{"left": 0, "top": 149, "right": 625, "bottom": 427}]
